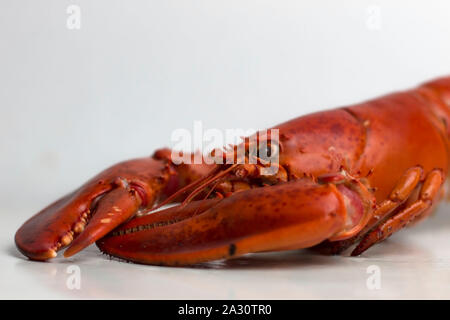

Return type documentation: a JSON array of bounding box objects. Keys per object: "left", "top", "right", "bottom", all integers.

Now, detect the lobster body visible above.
[
  {"left": 15, "top": 77, "right": 450, "bottom": 265},
  {"left": 278, "top": 82, "right": 450, "bottom": 202}
]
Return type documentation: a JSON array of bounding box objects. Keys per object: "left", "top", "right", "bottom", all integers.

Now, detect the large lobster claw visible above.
[
  {"left": 97, "top": 178, "right": 369, "bottom": 266},
  {"left": 15, "top": 156, "right": 178, "bottom": 261}
]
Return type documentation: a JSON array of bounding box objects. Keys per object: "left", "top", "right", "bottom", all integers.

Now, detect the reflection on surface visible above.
[{"left": 5, "top": 203, "right": 450, "bottom": 299}]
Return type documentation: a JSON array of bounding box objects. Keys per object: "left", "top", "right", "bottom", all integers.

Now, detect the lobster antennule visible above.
[
  {"left": 179, "top": 164, "right": 238, "bottom": 205},
  {"left": 149, "top": 163, "right": 237, "bottom": 213},
  {"left": 148, "top": 165, "right": 222, "bottom": 212}
]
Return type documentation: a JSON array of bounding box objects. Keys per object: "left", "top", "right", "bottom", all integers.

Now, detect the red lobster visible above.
[{"left": 15, "top": 77, "right": 450, "bottom": 266}]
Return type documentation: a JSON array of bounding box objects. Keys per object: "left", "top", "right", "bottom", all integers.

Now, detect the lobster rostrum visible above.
[{"left": 15, "top": 77, "right": 450, "bottom": 266}]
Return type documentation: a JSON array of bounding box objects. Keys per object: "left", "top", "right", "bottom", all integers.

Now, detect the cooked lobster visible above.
[{"left": 15, "top": 76, "right": 450, "bottom": 266}]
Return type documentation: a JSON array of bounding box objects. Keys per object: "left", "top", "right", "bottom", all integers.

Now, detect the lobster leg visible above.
[
  {"left": 351, "top": 169, "right": 444, "bottom": 256},
  {"left": 315, "top": 166, "right": 425, "bottom": 254},
  {"left": 97, "top": 179, "right": 369, "bottom": 266}
]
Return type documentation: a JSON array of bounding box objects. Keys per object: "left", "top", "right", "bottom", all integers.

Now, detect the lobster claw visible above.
[
  {"left": 97, "top": 179, "right": 369, "bottom": 266},
  {"left": 63, "top": 184, "right": 142, "bottom": 258},
  {"left": 15, "top": 157, "right": 174, "bottom": 261}
]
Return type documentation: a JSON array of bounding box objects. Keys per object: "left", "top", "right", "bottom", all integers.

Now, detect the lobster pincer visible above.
[
  {"left": 15, "top": 152, "right": 215, "bottom": 261},
  {"left": 97, "top": 176, "right": 374, "bottom": 266}
]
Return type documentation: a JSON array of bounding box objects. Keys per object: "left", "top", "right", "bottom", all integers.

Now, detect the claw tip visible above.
[{"left": 63, "top": 245, "right": 81, "bottom": 258}]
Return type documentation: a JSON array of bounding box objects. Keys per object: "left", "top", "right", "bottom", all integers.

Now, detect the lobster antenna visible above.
[
  {"left": 191, "top": 180, "right": 222, "bottom": 216},
  {"left": 148, "top": 165, "right": 222, "bottom": 213},
  {"left": 180, "top": 164, "right": 238, "bottom": 206}
]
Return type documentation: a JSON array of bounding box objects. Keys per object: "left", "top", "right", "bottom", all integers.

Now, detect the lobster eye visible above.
[{"left": 258, "top": 141, "right": 279, "bottom": 163}]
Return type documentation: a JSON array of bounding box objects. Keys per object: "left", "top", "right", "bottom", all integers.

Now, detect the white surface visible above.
[
  {"left": 3, "top": 204, "right": 450, "bottom": 299},
  {"left": 2, "top": 1, "right": 450, "bottom": 300}
]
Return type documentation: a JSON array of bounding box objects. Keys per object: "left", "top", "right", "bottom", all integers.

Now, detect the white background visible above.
[{"left": 2, "top": 0, "right": 450, "bottom": 299}]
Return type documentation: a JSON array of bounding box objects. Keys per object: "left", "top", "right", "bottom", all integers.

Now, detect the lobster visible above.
[{"left": 15, "top": 76, "right": 450, "bottom": 266}]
